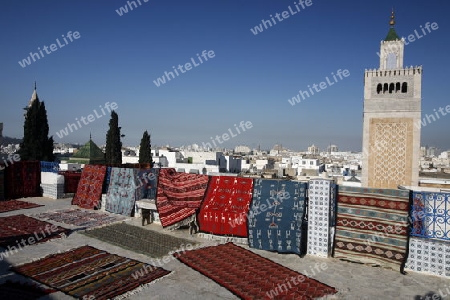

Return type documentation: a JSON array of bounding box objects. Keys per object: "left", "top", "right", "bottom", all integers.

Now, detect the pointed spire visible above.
[
  {"left": 28, "top": 81, "right": 39, "bottom": 107},
  {"left": 90, "top": 132, "right": 92, "bottom": 140},
  {"left": 384, "top": 9, "right": 400, "bottom": 41}
]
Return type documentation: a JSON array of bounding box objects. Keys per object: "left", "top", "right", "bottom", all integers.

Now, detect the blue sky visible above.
[{"left": 1, "top": 0, "right": 449, "bottom": 152}]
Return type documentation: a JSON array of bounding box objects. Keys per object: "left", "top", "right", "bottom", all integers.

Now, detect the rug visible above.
[
  {"left": 174, "top": 242, "right": 338, "bottom": 299},
  {"left": 32, "top": 208, "right": 127, "bottom": 229},
  {"left": 105, "top": 168, "right": 139, "bottom": 216},
  {"left": 0, "top": 214, "right": 71, "bottom": 249},
  {"left": 156, "top": 168, "right": 209, "bottom": 229},
  {"left": 135, "top": 168, "right": 159, "bottom": 200},
  {"left": 410, "top": 191, "right": 450, "bottom": 241},
  {"left": 248, "top": 179, "right": 307, "bottom": 255},
  {"left": 12, "top": 245, "right": 171, "bottom": 300},
  {"left": 405, "top": 236, "right": 450, "bottom": 277},
  {"left": 0, "top": 280, "right": 55, "bottom": 300},
  {"left": 333, "top": 186, "right": 411, "bottom": 272},
  {"left": 0, "top": 200, "right": 43, "bottom": 213},
  {"left": 307, "top": 179, "right": 337, "bottom": 258},
  {"left": 199, "top": 176, "right": 254, "bottom": 237},
  {"left": 58, "top": 171, "right": 81, "bottom": 193},
  {"left": 82, "top": 222, "right": 196, "bottom": 258},
  {"left": 72, "top": 165, "right": 107, "bottom": 209},
  {"left": 4, "top": 161, "right": 41, "bottom": 200}
]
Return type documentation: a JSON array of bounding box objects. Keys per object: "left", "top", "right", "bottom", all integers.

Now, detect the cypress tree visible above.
[
  {"left": 19, "top": 98, "right": 54, "bottom": 161},
  {"left": 138, "top": 130, "right": 152, "bottom": 165},
  {"left": 105, "top": 111, "right": 122, "bottom": 165}
]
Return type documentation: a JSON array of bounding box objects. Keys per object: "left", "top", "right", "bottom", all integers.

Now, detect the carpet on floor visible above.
[
  {"left": 32, "top": 208, "right": 127, "bottom": 229},
  {"left": 0, "top": 280, "right": 55, "bottom": 300},
  {"left": 333, "top": 186, "right": 411, "bottom": 273},
  {"left": 0, "top": 200, "right": 43, "bottom": 213},
  {"left": 248, "top": 179, "right": 307, "bottom": 255},
  {"left": 198, "top": 176, "right": 254, "bottom": 237},
  {"left": 11, "top": 245, "right": 171, "bottom": 300},
  {"left": 174, "top": 242, "right": 338, "bottom": 300},
  {"left": 156, "top": 168, "right": 209, "bottom": 229},
  {"left": 410, "top": 191, "right": 450, "bottom": 241},
  {"left": 0, "top": 214, "right": 71, "bottom": 249},
  {"left": 72, "top": 165, "right": 107, "bottom": 209},
  {"left": 81, "top": 222, "right": 196, "bottom": 258},
  {"left": 105, "top": 168, "right": 139, "bottom": 216}
]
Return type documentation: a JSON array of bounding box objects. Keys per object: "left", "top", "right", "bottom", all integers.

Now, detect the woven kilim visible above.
[
  {"left": 0, "top": 214, "right": 71, "bottom": 249},
  {"left": 334, "top": 186, "right": 410, "bottom": 272},
  {"left": 199, "top": 176, "right": 253, "bottom": 237},
  {"left": 135, "top": 168, "right": 159, "bottom": 200},
  {"left": 248, "top": 179, "right": 307, "bottom": 255},
  {"left": 307, "top": 179, "right": 337, "bottom": 258},
  {"left": 72, "top": 165, "right": 107, "bottom": 209},
  {"left": 156, "top": 168, "right": 209, "bottom": 229},
  {"left": 174, "top": 242, "right": 337, "bottom": 299},
  {"left": 4, "top": 161, "right": 41, "bottom": 200},
  {"left": 410, "top": 191, "right": 450, "bottom": 241},
  {"left": 32, "top": 208, "right": 127, "bottom": 229},
  {"left": 0, "top": 169, "right": 4, "bottom": 201},
  {"left": 12, "top": 245, "right": 171, "bottom": 300},
  {"left": 0, "top": 200, "right": 43, "bottom": 213},
  {"left": 405, "top": 236, "right": 450, "bottom": 277},
  {"left": 105, "top": 168, "right": 140, "bottom": 216},
  {"left": 0, "top": 280, "right": 55, "bottom": 300},
  {"left": 82, "top": 222, "right": 196, "bottom": 258}
]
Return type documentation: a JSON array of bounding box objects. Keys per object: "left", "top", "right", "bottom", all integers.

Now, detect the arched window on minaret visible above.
[
  {"left": 389, "top": 83, "right": 395, "bottom": 93},
  {"left": 383, "top": 83, "right": 389, "bottom": 93},
  {"left": 377, "top": 84, "right": 382, "bottom": 94},
  {"left": 386, "top": 53, "right": 397, "bottom": 69},
  {"left": 401, "top": 82, "right": 408, "bottom": 93},
  {"left": 395, "top": 82, "right": 401, "bottom": 92}
]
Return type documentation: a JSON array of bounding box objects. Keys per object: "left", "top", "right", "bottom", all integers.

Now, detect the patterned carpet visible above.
[
  {"left": 199, "top": 176, "right": 254, "bottom": 237},
  {"left": 0, "top": 214, "right": 71, "bottom": 249},
  {"left": 0, "top": 200, "right": 43, "bottom": 213},
  {"left": 72, "top": 165, "right": 107, "bottom": 209},
  {"left": 156, "top": 168, "right": 209, "bottom": 229},
  {"left": 248, "top": 179, "right": 307, "bottom": 255},
  {"left": 82, "top": 222, "right": 196, "bottom": 257},
  {"left": 106, "top": 168, "right": 139, "bottom": 216},
  {"left": 0, "top": 280, "right": 55, "bottom": 300},
  {"left": 333, "top": 186, "right": 410, "bottom": 272},
  {"left": 32, "top": 208, "right": 127, "bottom": 229},
  {"left": 12, "top": 245, "right": 171, "bottom": 300},
  {"left": 174, "top": 242, "right": 338, "bottom": 300}
]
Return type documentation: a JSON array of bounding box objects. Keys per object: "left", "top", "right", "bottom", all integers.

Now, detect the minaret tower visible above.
[{"left": 361, "top": 10, "right": 422, "bottom": 188}]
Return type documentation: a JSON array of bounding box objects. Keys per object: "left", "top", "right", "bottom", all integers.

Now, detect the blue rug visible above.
[
  {"left": 248, "top": 179, "right": 307, "bottom": 254},
  {"left": 105, "top": 168, "right": 139, "bottom": 216},
  {"left": 135, "top": 168, "right": 160, "bottom": 200}
]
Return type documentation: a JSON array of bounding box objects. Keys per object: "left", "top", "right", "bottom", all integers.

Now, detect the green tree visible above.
[
  {"left": 138, "top": 130, "right": 152, "bottom": 165},
  {"left": 19, "top": 99, "right": 55, "bottom": 161},
  {"left": 105, "top": 110, "right": 122, "bottom": 165}
]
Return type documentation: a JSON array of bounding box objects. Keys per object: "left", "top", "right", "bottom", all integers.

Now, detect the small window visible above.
[
  {"left": 383, "top": 83, "right": 388, "bottom": 93},
  {"left": 395, "top": 82, "right": 401, "bottom": 92},
  {"left": 377, "top": 84, "right": 382, "bottom": 94},
  {"left": 389, "top": 83, "right": 395, "bottom": 93},
  {"left": 401, "top": 82, "right": 408, "bottom": 93}
]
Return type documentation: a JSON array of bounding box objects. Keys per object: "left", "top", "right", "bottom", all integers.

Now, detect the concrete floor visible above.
[{"left": 0, "top": 197, "right": 449, "bottom": 300}]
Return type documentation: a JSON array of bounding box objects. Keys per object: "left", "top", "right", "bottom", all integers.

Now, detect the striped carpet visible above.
[{"left": 333, "top": 186, "right": 411, "bottom": 272}]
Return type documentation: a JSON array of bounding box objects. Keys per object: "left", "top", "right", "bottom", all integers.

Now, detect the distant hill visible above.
[{"left": 1, "top": 136, "right": 22, "bottom": 146}]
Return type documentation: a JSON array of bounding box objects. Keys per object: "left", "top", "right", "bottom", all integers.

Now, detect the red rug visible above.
[
  {"left": 0, "top": 200, "right": 43, "bottom": 213},
  {"left": 174, "top": 242, "right": 338, "bottom": 299},
  {"left": 4, "top": 161, "right": 41, "bottom": 200},
  {"left": 12, "top": 245, "right": 171, "bottom": 300},
  {"left": 0, "top": 280, "right": 55, "bottom": 300},
  {"left": 72, "top": 165, "right": 107, "bottom": 209},
  {"left": 198, "top": 176, "right": 253, "bottom": 237},
  {"left": 0, "top": 214, "right": 71, "bottom": 249},
  {"left": 156, "top": 168, "right": 209, "bottom": 229}
]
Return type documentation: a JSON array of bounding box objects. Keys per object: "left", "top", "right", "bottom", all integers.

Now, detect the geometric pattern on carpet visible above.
[
  {"left": 72, "top": 165, "right": 107, "bottom": 209},
  {"left": 307, "top": 179, "right": 337, "bottom": 258},
  {"left": 198, "top": 176, "right": 254, "bottom": 237},
  {"left": 105, "top": 168, "right": 140, "bottom": 216},
  {"left": 405, "top": 236, "right": 450, "bottom": 278},
  {"left": 11, "top": 245, "right": 171, "bottom": 300},
  {"left": 0, "top": 280, "right": 56, "bottom": 300},
  {"left": 0, "top": 200, "right": 43, "bottom": 213},
  {"left": 156, "top": 168, "right": 209, "bottom": 229},
  {"left": 0, "top": 214, "right": 71, "bottom": 249},
  {"left": 248, "top": 179, "right": 307, "bottom": 255},
  {"left": 410, "top": 191, "right": 450, "bottom": 241},
  {"left": 173, "top": 242, "right": 338, "bottom": 299},
  {"left": 81, "top": 222, "right": 196, "bottom": 258},
  {"left": 31, "top": 208, "right": 127, "bottom": 230},
  {"left": 333, "top": 186, "right": 411, "bottom": 272}
]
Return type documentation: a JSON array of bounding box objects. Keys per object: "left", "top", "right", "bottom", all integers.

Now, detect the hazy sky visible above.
[{"left": 1, "top": 0, "right": 449, "bottom": 151}]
